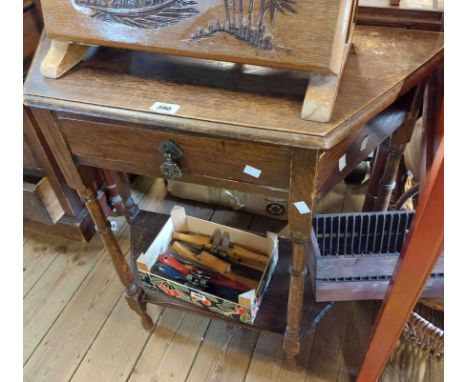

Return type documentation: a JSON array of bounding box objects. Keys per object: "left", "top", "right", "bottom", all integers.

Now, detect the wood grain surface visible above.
[
  {"left": 41, "top": 0, "right": 352, "bottom": 73},
  {"left": 24, "top": 26, "right": 443, "bottom": 149},
  {"left": 58, "top": 115, "right": 291, "bottom": 189},
  {"left": 23, "top": 178, "right": 444, "bottom": 381}
]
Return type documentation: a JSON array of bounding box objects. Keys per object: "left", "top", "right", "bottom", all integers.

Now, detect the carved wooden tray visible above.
[{"left": 41, "top": 0, "right": 356, "bottom": 74}]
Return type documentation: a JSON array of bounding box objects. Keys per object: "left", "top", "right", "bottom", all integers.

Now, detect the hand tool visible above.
[
  {"left": 151, "top": 262, "right": 241, "bottom": 300},
  {"left": 174, "top": 240, "right": 263, "bottom": 280},
  {"left": 173, "top": 230, "right": 269, "bottom": 270},
  {"left": 157, "top": 252, "right": 249, "bottom": 292},
  {"left": 170, "top": 241, "right": 259, "bottom": 290}
]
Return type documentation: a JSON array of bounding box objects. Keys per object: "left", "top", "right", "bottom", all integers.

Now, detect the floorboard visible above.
[
  {"left": 23, "top": 177, "right": 443, "bottom": 382},
  {"left": 23, "top": 234, "right": 60, "bottom": 297}
]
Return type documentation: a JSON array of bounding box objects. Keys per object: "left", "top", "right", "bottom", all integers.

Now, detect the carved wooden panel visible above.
[{"left": 41, "top": 0, "right": 355, "bottom": 73}]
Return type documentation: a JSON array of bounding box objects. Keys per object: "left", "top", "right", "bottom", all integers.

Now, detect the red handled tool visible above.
[{"left": 158, "top": 252, "right": 249, "bottom": 292}]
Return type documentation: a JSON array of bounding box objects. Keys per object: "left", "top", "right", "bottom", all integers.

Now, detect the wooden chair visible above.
[{"left": 357, "top": 103, "right": 443, "bottom": 381}]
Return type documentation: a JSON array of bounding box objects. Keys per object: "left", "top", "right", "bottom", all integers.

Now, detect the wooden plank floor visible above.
[{"left": 23, "top": 178, "right": 443, "bottom": 382}]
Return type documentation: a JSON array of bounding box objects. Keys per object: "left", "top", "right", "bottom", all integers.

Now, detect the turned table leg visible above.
[
  {"left": 33, "top": 108, "right": 153, "bottom": 331},
  {"left": 363, "top": 138, "right": 390, "bottom": 211},
  {"left": 373, "top": 82, "right": 427, "bottom": 211},
  {"left": 100, "top": 170, "right": 139, "bottom": 222},
  {"left": 100, "top": 169, "right": 128, "bottom": 218},
  {"left": 283, "top": 149, "right": 320, "bottom": 364},
  {"left": 80, "top": 188, "right": 153, "bottom": 331},
  {"left": 114, "top": 172, "right": 140, "bottom": 221}
]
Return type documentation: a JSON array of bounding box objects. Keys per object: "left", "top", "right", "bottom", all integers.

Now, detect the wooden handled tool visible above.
[
  {"left": 173, "top": 232, "right": 269, "bottom": 268},
  {"left": 229, "top": 244, "right": 269, "bottom": 265},
  {"left": 170, "top": 241, "right": 258, "bottom": 291},
  {"left": 173, "top": 232, "right": 210, "bottom": 247},
  {"left": 170, "top": 241, "right": 230, "bottom": 275}
]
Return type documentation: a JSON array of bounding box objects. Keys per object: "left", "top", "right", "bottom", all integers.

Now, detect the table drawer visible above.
[
  {"left": 24, "top": 175, "right": 64, "bottom": 225},
  {"left": 58, "top": 116, "right": 291, "bottom": 189}
]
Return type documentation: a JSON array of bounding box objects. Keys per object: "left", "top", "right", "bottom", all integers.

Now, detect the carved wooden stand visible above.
[
  {"left": 40, "top": 39, "right": 347, "bottom": 123},
  {"left": 40, "top": 41, "right": 89, "bottom": 79}
]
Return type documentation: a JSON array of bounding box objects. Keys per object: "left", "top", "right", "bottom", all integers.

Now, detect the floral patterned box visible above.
[{"left": 136, "top": 206, "right": 278, "bottom": 324}]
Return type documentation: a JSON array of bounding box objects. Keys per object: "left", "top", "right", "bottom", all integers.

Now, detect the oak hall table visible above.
[{"left": 24, "top": 25, "right": 443, "bottom": 363}]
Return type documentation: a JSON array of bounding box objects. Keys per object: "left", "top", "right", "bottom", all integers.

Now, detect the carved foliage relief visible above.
[{"left": 71, "top": 0, "right": 299, "bottom": 50}]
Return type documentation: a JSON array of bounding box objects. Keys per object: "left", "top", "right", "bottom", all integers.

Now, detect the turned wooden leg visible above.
[
  {"left": 284, "top": 232, "right": 310, "bottom": 365},
  {"left": 362, "top": 138, "right": 390, "bottom": 211},
  {"left": 283, "top": 149, "right": 320, "bottom": 365},
  {"left": 33, "top": 108, "right": 152, "bottom": 330},
  {"left": 114, "top": 172, "right": 139, "bottom": 221},
  {"left": 374, "top": 143, "right": 406, "bottom": 211},
  {"left": 40, "top": 40, "right": 89, "bottom": 79},
  {"left": 100, "top": 169, "right": 128, "bottom": 217},
  {"left": 374, "top": 83, "right": 426, "bottom": 211},
  {"left": 80, "top": 189, "right": 153, "bottom": 329},
  {"left": 125, "top": 283, "right": 154, "bottom": 331}
]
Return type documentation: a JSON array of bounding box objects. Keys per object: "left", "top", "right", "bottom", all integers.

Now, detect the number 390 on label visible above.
[{"left": 150, "top": 102, "right": 181, "bottom": 115}]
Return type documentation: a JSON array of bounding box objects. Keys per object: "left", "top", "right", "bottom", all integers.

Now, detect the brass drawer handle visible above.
[{"left": 159, "top": 140, "right": 183, "bottom": 179}]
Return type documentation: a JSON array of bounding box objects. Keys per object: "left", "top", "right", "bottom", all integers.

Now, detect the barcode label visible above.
[{"left": 150, "top": 102, "right": 180, "bottom": 115}]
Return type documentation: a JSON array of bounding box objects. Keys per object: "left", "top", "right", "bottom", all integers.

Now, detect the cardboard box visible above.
[{"left": 136, "top": 206, "right": 278, "bottom": 324}]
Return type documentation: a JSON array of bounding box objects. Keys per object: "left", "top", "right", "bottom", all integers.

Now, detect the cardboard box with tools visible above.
[{"left": 136, "top": 206, "right": 278, "bottom": 324}]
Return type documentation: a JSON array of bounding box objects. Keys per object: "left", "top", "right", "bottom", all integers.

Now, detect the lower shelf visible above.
[{"left": 130, "top": 210, "right": 328, "bottom": 335}]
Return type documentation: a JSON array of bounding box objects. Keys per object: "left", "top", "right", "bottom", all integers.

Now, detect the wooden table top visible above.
[{"left": 24, "top": 25, "right": 443, "bottom": 149}]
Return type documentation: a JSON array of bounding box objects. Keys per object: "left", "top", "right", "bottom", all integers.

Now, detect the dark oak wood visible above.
[
  {"left": 357, "top": 0, "right": 444, "bottom": 31},
  {"left": 114, "top": 172, "right": 139, "bottom": 221},
  {"left": 374, "top": 83, "right": 426, "bottom": 211},
  {"left": 23, "top": 0, "right": 42, "bottom": 69},
  {"left": 24, "top": 27, "right": 444, "bottom": 149},
  {"left": 316, "top": 101, "right": 408, "bottom": 200},
  {"left": 24, "top": 209, "right": 95, "bottom": 243},
  {"left": 24, "top": 106, "right": 96, "bottom": 242},
  {"left": 57, "top": 114, "right": 291, "bottom": 189},
  {"left": 100, "top": 169, "right": 128, "bottom": 218},
  {"left": 362, "top": 138, "right": 390, "bottom": 211},
  {"left": 284, "top": 149, "right": 320, "bottom": 363}
]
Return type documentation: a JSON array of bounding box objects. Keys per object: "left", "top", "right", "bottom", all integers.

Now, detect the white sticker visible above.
[
  {"left": 150, "top": 102, "right": 180, "bottom": 115},
  {"left": 360, "top": 135, "right": 369, "bottom": 151},
  {"left": 293, "top": 201, "right": 311, "bottom": 215},
  {"left": 243, "top": 165, "right": 262, "bottom": 178},
  {"left": 339, "top": 155, "right": 347, "bottom": 172}
]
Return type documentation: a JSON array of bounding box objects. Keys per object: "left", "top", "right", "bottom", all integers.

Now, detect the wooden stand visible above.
[
  {"left": 40, "top": 40, "right": 89, "bottom": 79},
  {"left": 41, "top": 39, "right": 347, "bottom": 122},
  {"left": 38, "top": 0, "right": 354, "bottom": 120},
  {"left": 301, "top": 42, "right": 351, "bottom": 122}
]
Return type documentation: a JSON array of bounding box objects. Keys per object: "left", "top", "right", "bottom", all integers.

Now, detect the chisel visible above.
[
  {"left": 173, "top": 231, "right": 269, "bottom": 270},
  {"left": 170, "top": 241, "right": 258, "bottom": 290}
]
